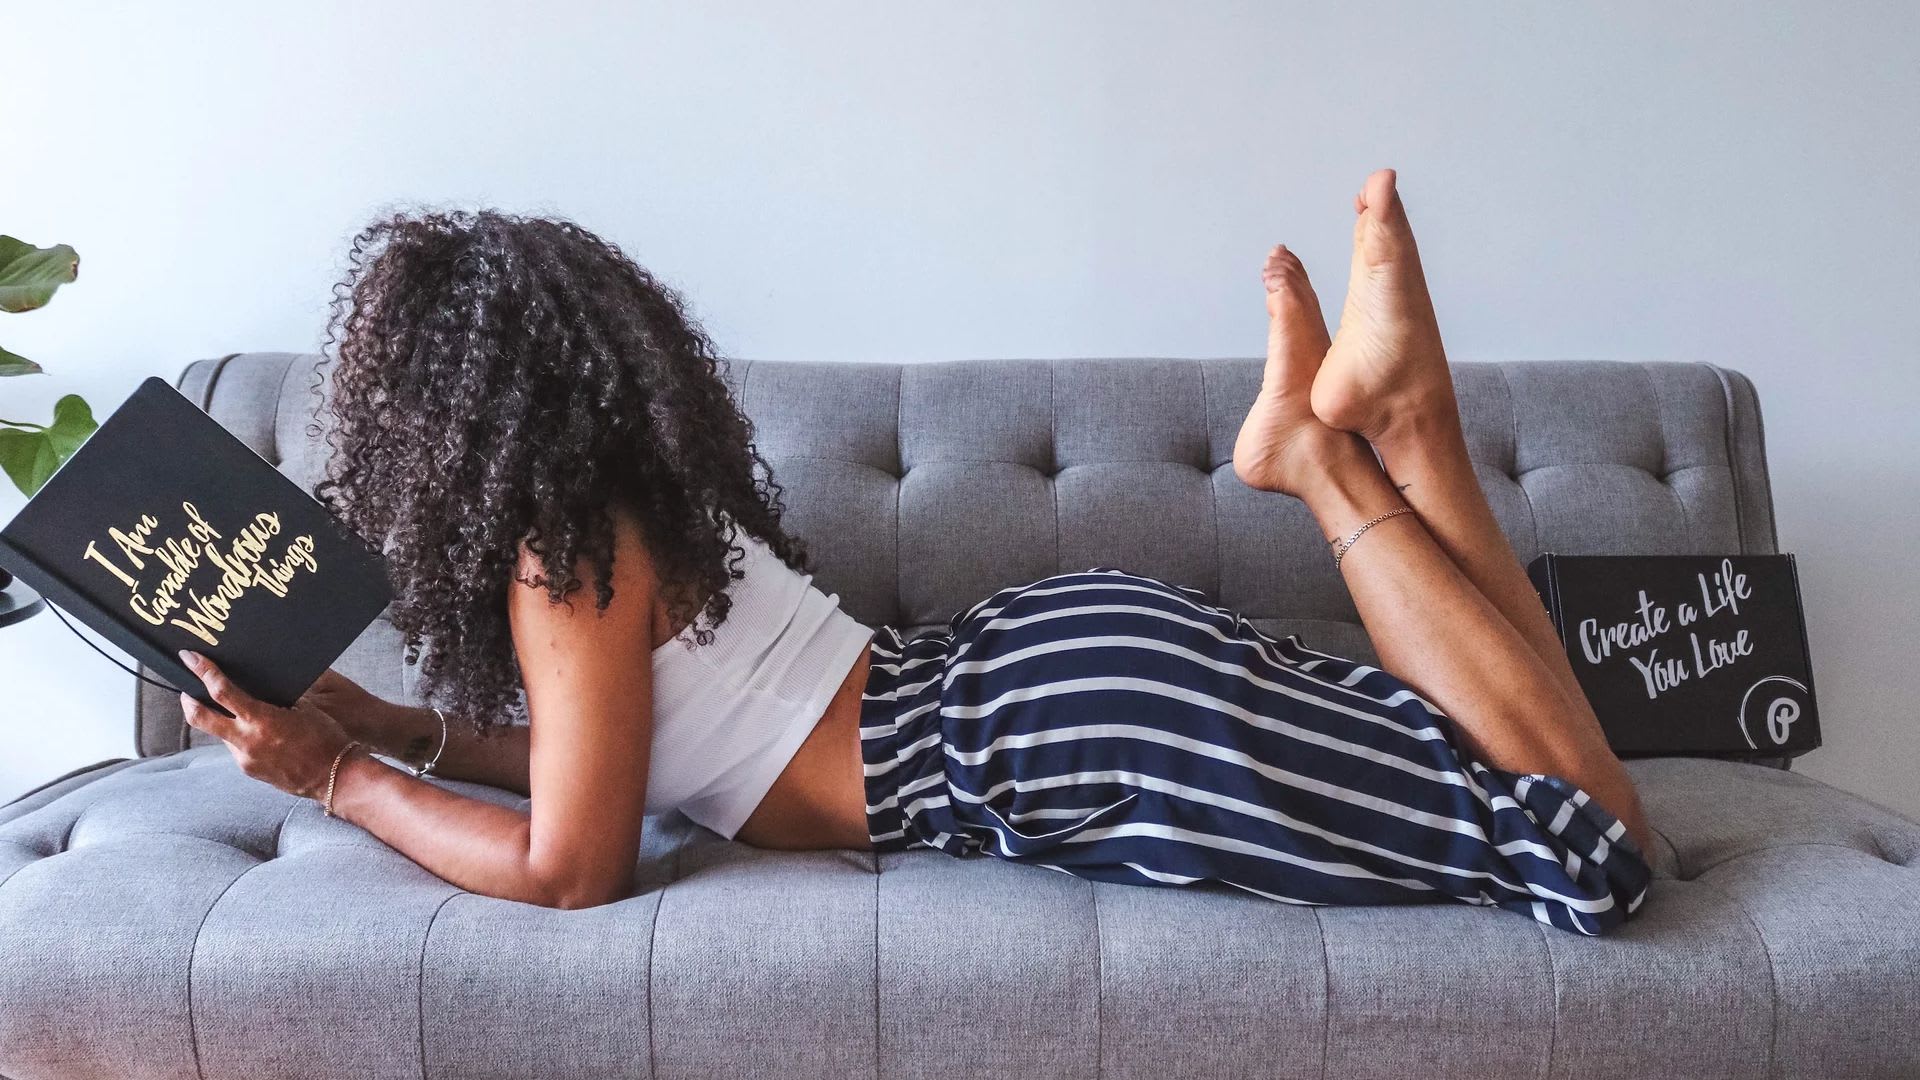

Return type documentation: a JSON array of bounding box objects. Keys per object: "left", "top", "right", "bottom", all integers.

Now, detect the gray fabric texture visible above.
[{"left": 2, "top": 352, "right": 1913, "bottom": 1079}]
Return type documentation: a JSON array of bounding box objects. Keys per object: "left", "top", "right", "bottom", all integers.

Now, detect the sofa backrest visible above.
[{"left": 139, "top": 353, "right": 1778, "bottom": 756}]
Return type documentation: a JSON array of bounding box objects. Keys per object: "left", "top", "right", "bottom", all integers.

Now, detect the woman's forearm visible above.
[
  {"left": 375, "top": 706, "right": 532, "bottom": 796},
  {"left": 327, "top": 750, "right": 612, "bottom": 908}
]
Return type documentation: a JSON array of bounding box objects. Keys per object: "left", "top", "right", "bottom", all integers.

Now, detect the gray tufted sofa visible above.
[{"left": 4, "top": 352, "right": 1918, "bottom": 1080}]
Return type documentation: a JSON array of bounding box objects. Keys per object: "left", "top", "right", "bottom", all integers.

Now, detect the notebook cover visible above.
[
  {"left": 1528, "top": 553, "right": 1820, "bottom": 758},
  {"left": 0, "top": 376, "right": 393, "bottom": 713}
]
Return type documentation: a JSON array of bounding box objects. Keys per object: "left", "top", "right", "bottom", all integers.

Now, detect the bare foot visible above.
[
  {"left": 1310, "top": 169, "right": 1457, "bottom": 442},
  {"left": 1232, "top": 245, "right": 1371, "bottom": 497}
]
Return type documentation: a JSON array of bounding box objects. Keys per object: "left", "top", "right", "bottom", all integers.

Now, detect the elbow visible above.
[
  {"left": 516, "top": 824, "right": 637, "bottom": 910},
  {"left": 544, "top": 884, "right": 623, "bottom": 911},
  {"left": 526, "top": 867, "right": 633, "bottom": 911}
]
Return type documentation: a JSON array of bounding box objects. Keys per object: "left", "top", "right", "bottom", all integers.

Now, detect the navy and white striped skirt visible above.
[{"left": 859, "top": 567, "right": 1652, "bottom": 936}]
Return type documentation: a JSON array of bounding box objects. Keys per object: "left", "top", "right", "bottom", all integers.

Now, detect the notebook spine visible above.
[{"left": 0, "top": 531, "right": 213, "bottom": 709}]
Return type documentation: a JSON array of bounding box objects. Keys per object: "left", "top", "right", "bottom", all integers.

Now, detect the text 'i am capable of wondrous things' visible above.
[{"left": 80, "top": 501, "right": 320, "bottom": 647}]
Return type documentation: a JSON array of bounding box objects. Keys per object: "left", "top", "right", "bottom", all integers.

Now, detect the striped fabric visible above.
[{"left": 859, "top": 568, "right": 1653, "bottom": 936}]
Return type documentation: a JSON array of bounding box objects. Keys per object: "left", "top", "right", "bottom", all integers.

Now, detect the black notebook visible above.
[{"left": 0, "top": 377, "right": 393, "bottom": 713}]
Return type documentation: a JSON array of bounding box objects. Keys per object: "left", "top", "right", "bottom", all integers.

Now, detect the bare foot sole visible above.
[
  {"left": 1233, "top": 245, "right": 1371, "bottom": 497},
  {"left": 1310, "top": 169, "right": 1458, "bottom": 442}
]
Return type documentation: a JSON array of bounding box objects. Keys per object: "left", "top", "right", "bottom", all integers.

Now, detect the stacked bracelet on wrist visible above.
[
  {"left": 323, "top": 740, "right": 363, "bottom": 818},
  {"left": 404, "top": 707, "right": 450, "bottom": 779}
]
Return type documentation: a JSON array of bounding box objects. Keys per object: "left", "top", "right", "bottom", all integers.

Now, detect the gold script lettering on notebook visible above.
[{"left": 76, "top": 500, "right": 321, "bottom": 647}]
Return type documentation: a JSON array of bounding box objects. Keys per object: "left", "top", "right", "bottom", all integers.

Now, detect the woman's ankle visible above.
[
  {"left": 1299, "top": 444, "right": 1408, "bottom": 539},
  {"left": 1369, "top": 401, "right": 1480, "bottom": 498}
]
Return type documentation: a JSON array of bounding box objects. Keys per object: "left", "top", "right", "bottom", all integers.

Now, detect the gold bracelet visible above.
[
  {"left": 1331, "top": 506, "right": 1415, "bottom": 569},
  {"left": 323, "top": 739, "right": 364, "bottom": 818}
]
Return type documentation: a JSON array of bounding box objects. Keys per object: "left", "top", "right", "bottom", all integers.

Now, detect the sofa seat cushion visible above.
[{"left": 2, "top": 746, "right": 1916, "bottom": 1080}]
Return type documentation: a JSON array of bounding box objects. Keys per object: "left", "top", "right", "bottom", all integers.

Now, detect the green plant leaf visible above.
[
  {"left": 0, "top": 344, "right": 43, "bottom": 376},
  {"left": 44, "top": 394, "right": 96, "bottom": 458},
  {"left": 0, "top": 426, "right": 61, "bottom": 497},
  {"left": 0, "top": 236, "right": 81, "bottom": 314}
]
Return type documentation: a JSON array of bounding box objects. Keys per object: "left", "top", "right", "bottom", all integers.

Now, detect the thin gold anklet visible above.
[{"left": 1331, "top": 506, "right": 1414, "bottom": 569}]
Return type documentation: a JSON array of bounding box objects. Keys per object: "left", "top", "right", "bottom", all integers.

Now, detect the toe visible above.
[
  {"left": 1273, "top": 244, "right": 1317, "bottom": 282},
  {"left": 1263, "top": 244, "right": 1302, "bottom": 283},
  {"left": 1263, "top": 245, "right": 1314, "bottom": 293},
  {"left": 1359, "top": 168, "right": 1398, "bottom": 213},
  {"left": 1263, "top": 248, "right": 1331, "bottom": 347},
  {"left": 1351, "top": 169, "right": 1416, "bottom": 267}
]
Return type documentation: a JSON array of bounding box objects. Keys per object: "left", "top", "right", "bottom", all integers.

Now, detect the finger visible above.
[
  {"left": 180, "top": 692, "right": 239, "bottom": 741},
  {"left": 178, "top": 650, "right": 267, "bottom": 718}
]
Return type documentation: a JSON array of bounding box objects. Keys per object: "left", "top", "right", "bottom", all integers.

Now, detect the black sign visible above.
[{"left": 1528, "top": 554, "right": 1819, "bottom": 758}]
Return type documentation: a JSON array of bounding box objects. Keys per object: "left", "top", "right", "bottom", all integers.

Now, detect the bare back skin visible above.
[
  {"left": 592, "top": 522, "right": 876, "bottom": 853},
  {"left": 723, "top": 630, "right": 874, "bottom": 851}
]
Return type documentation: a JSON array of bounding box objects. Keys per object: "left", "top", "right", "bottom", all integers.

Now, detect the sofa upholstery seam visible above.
[
  {"left": 1695, "top": 876, "right": 1780, "bottom": 1080},
  {"left": 1686, "top": 839, "right": 1907, "bottom": 877},
  {"left": 61, "top": 801, "right": 91, "bottom": 853},
  {"left": 1314, "top": 907, "right": 1332, "bottom": 1080},
  {"left": 895, "top": 365, "right": 906, "bottom": 626},
  {"left": 1198, "top": 361, "right": 1222, "bottom": 597},
  {"left": 1511, "top": 460, "right": 1703, "bottom": 476},
  {"left": 1743, "top": 365, "right": 1781, "bottom": 552},
  {"left": 1710, "top": 362, "right": 1777, "bottom": 554},
  {"left": 1090, "top": 879, "right": 1103, "bottom": 1080},
  {"left": 1713, "top": 363, "right": 1748, "bottom": 549},
  {"left": 1661, "top": 824, "right": 1689, "bottom": 881},
  {"left": 56, "top": 756, "right": 192, "bottom": 849},
  {"left": 1495, "top": 365, "right": 1543, "bottom": 553},
  {"left": 1050, "top": 365, "right": 1061, "bottom": 576},
  {"left": 760, "top": 452, "right": 899, "bottom": 473},
  {"left": 646, "top": 871, "right": 673, "bottom": 1079},
  {"left": 1, "top": 756, "right": 131, "bottom": 813},
  {"left": 268, "top": 353, "right": 294, "bottom": 469},
  {"left": 0, "top": 837, "right": 50, "bottom": 893},
  {"left": 187, "top": 799, "right": 298, "bottom": 1080},
  {"left": 1534, "top": 922, "right": 1559, "bottom": 1079},
  {"left": 194, "top": 353, "right": 241, "bottom": 411},
  {"left": 1638, "top": 364, "right": 1693, "bottom": 549},
  {"left": 416, "top": 889, "right": 462, "bottom": 1080}
]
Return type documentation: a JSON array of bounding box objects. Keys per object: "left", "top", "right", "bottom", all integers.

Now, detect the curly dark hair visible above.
[{"left": 308, "top": 208, "right": 810, "bottom": 734}]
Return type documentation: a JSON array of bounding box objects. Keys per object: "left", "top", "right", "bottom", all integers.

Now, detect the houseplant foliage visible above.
[{"left": 0, "top": 235, "right": 97, "bottom": 499}]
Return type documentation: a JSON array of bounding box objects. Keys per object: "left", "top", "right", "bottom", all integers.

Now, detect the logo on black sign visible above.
[{"left": 1738, "top": 675, "right": 1810, "bottom": 750}]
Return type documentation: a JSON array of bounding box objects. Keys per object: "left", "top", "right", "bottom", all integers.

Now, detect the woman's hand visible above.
[
  {"left": 178, "top": 649, "right": 355, "bottom": 802},
  {"left": 301, "top": 668, "right": 451, "bottom": 771},
  {"left": 303, "top": 668, "right": 419, "bottom": 751}
]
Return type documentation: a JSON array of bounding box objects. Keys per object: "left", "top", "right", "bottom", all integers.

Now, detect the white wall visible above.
[{"left": 5, "top": 2, "right": 1917, "bottom": 817}]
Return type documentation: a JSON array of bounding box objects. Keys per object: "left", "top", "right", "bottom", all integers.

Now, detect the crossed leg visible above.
[{"left": 1231, "top": 170, "right": 1651, "bottom": 855}]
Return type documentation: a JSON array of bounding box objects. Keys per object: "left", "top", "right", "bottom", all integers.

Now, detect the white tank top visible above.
[{"left": 644, "top": 527, "right": 877, "bottom": 840}]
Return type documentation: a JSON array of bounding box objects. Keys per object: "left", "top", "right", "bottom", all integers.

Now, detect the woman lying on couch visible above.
[{"left": 177, "top": 168, "right": 1653, "bottom": 935}]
